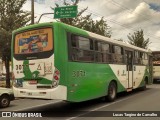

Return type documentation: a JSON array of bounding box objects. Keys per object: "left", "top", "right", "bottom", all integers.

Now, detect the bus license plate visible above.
[{"left": 28, "top": 80, "right": 37, "bottom": 84}]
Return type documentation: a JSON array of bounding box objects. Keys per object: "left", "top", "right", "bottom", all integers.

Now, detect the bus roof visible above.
[
  {"left": 12, "top": 22, "right": 53, "bottom": 33},
  {"left": 57, "top": 22, "right": 150, "bottom": 53},
  {"left": 13, "top": 21, "right": 150, "bottom": 53}
]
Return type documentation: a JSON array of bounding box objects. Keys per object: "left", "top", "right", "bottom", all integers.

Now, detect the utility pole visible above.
[{"left": 31, "top": 0, "right": 34, "bottom": 24}]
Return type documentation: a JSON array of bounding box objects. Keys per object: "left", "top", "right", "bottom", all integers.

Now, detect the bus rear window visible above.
[{"left": 14, "top": 28, "right": 53, "bottom": 54}]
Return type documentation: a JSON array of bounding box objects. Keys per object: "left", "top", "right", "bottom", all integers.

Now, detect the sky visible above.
[{"left": 23, "top": 0, "right": 160, "bottom": 51}]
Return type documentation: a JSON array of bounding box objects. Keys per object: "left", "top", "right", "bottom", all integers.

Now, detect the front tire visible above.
[
  {"left": 0, "top": 95, "right": 10, "bottom": 108},
  {"left": 107, "top": 81, "right": 117, "bottom": 102}
]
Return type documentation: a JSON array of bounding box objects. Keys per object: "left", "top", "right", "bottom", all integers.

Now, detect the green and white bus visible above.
[{"left": 11, "top": 22, "right": 152, "bottom": 102}]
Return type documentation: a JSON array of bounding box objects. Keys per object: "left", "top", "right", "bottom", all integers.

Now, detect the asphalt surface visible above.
[{"left": 1, "top": 83, "right": 160, "bottom": 120}]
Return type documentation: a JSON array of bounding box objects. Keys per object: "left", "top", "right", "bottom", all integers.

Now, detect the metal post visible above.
[
  {"left": 31, "top": 0, "right": 34, "bottom": 24},
  {"left": 37, "top": 13, "right": 54, "bottom": 23}
]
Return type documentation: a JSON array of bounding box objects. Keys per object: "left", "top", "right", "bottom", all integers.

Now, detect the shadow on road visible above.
[{"left": 16, "top": 87, "right": 151, "bottom": 117}]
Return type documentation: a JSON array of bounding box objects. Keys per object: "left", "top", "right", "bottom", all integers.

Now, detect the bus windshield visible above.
[
  {"left": 14, "top": 28, "right": 53, "bottom": 54},
  {"left": 153, "top": 52, "right": 160, "bottom": 66}
]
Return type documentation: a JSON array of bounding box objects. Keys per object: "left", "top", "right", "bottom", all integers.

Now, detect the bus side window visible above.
[
  {"left": 70, "top": 35, "right": 78, "bottom": 60},
  {"left": 134, "top": 51, "right": 139, "bottom": 64},
  {"left": 134, "top": 51, "right": 143, "bottom": 65},
  {"left": 101, "top": 43, "right": 111, "bottom": 63},
  {"left": 112, "top": 45, "right": 123, "bottom": 64},
  {"left": 142, "top": 53, "right": 148, "bottom": 65},
  {"left": 139, "top": 52, "right": 143, "bottom": 65},
  {"left": 78, "top": 37, "right": 90, "bottom": 50},
  {"left": 95, "top": 41, "right": 103, "bottom": 62},
  {"left": 71, "top": 35, "right": 77, "bottom": 47},
  {"left": 70, "top": 35, "right": 94, "bottom": 62},
  {"left": 95, "top": 41, "right": 111, "bottom": 63}
]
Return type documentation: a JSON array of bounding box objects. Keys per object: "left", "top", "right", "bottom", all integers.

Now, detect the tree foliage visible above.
[
  {"left": 127, "top": 30, "right": 150, "bottom": 49},
  {"left": 52, "top": 0, "right": 111, "bottom": 37},
  {"left": 0, "top": 0, "right": 31, "bottom": 87}
]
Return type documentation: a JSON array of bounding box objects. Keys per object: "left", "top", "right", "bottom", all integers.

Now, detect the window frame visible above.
[
  {"left": 67, "top": 32, "right": 148, "bottom": 66},
  {"left": 69, "top": 34, "right": 95, "bottom": 62}
]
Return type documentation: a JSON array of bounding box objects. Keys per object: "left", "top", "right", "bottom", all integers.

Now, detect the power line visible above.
[
  {"left": 70, "top": 0, "right": 160, "bottom": 41},
  {"left": 110, "top": 0, "right": 157, "bottom": 24},
  {"left": 32, "top": 0, "right": 160, "bottom": 41}
]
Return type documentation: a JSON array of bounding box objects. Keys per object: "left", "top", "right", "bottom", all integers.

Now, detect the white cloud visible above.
[
  {"left": 155, "top": 31, "right": 160, "bottom": 37},
  {"left": 113, "top": 2, "right": 160, "bottom": 25},
  {"left": 103, "top": 1, "right": 160, "bottom": 50},
  {"left": 22, "top": 0, "right": 160, "bottom": 51},
  {"left": 23, "top": 0, "right": 56, "bottom": 23},
  {"left": 79, "top": 0, "right": 126, "bottom": 16}
]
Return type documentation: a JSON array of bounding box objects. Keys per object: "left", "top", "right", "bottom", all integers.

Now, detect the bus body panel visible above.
[
  {"left": 12, "top": 22, "right": 152, "bottom": 102},
  {"left": 153, "top": 66, "right": 160, "bottom": 80},
  {"left": 66, "top": 63, "right": 126, "bottom": 102},
  {"left": 132, "top": 66, "right": 146, "bottom": 88}
]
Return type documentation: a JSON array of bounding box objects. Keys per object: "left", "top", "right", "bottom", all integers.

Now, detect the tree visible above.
[
  {"left": 0, "top": 0, "right": 31, "bottom": 88},
  {"left": 52, "top": 0, "right": 111, "bottom": 37},
  {"left": 127, "top": 30, "right": 150, "bottom": 49}
]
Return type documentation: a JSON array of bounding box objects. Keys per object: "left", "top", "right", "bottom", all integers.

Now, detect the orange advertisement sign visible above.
[{"left": 15, "top": 28, "right": 53, "bottom": 54}]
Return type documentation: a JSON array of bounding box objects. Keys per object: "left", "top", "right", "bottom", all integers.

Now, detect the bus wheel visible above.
[{"left": 107, "top": 81, "right": 117, "bottom": 102}]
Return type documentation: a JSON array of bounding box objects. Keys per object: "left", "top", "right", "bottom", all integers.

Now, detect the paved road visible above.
[
  {"left": 1, "top": 84, "right": 160, "bottom": 120},
  {"left": 0, "top": 98, "right": 61, "bottom": 111}
]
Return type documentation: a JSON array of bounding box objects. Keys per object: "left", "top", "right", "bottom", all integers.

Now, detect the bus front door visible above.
[{"left": 126, "top": 50, "right": 133, "bottom": 90}]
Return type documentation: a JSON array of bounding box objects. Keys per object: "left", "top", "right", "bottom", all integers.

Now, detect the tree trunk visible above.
[{"left": 5, "top": 56, "right": 10, "bottom": 88}]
